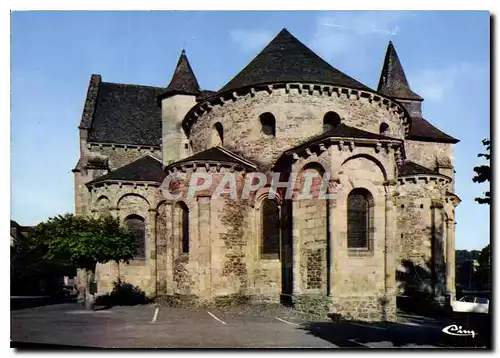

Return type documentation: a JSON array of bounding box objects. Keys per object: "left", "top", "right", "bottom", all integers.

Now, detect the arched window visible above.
[
  {"left": 323, "top": 111, "right": 341, "bottom": 132},
  {"left": 212, "top": 122, "right": 224, "bottom": 146},
  {"left": 380, "top": 122, "right": 390, "bottom": 135},
  {"left": 261, "top": 198, "right": 280, "bottom": 257},
  {"left": 347, "top": 188, "right": 373, "bottom": 249},
  {"left": 260, "top": 112, "right": 276, "bottom": 137},
  {"left": 175, "top": 202, "right": 189, "bottom": 254},
  {"left": 125, "top": 215, "right": 146, "bottom": 259}
]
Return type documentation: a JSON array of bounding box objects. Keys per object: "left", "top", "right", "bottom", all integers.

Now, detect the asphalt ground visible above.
[{"left": 10, "top": 303, "right": 491, "bottom": 349}]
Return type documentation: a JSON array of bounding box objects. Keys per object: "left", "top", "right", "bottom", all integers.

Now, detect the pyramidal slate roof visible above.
[
  {"left": 398, "top": 161, "right": 439, "bottom": 177},
  {"left": 220, "top": 28, "right": 374, "bottom": 93},
  {"left": 286, "top": 123, "right": 401, "bottom": 154},
  {"left": 377, "top": 41, "right": 423, "bottom": 101},
  {"left": 408, "top": 116, "right": 459, "bottom": 143},
  {"left": 86, "top": 155, "right": 165, "bottom": 186},
  {"left": 161, "top": 50, "right": 200, "bottom": 97},
  {"left": 88, "top": 81, "right": 164, "bottom": 146},
  {"left": 167, "top": 146, "right": 257, "bottom": 169}
]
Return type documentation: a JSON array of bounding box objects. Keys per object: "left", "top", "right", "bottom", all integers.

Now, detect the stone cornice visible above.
[
  {"left": 86, "top": 180, "right": 161, "bottom": 190},
  {"left": 285, "top": 137, "right": 403, "bottom": 162},
  {"left": 397, "top": 174, "right": 451, "bottom": 185},
  {"left": 181, "top": 82, "right": 411, "bottom": 136},
  {"left": 445, "top": 191, "right": 462, "bottom": 206},
  {"left": 86, "top": 142, "right": 160, "bottom": 151},
  {"left": 165, "top": 160, "right": 252, "bottom": 175}
]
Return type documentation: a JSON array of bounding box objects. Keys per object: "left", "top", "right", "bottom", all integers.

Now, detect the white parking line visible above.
[
  {"left": 66, "top": 310, "right": 113, "bottom": 314},
  {"left": 348, "top": 338, "right": 372, "bottom": 347},
  {"left": 151, "top": 307, "right": 159, "bottom": 323},
  {"left": 275, "top": 317, "right": 299, "bottom": 326},
  {"left": 207, "top": 311, "right": 226, "bottom": 324}
]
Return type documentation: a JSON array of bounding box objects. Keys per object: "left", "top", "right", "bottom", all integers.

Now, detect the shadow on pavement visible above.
[
  {"left": 11, "top": 341, "right": 102, "bottom": 350},
  {"left": 10, "top": 296, "right": 77, "bottom": 311},
  {"left": 300, "top": 315, "right": 492, "bottom": 349}
]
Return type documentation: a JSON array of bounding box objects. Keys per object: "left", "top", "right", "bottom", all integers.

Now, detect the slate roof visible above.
[
  {"left": 286, "top": 123, "right": 401, "bottom": 154},
  {"left": 87, "top": 82, "right": 164, "bottom": 146},
  {"left": 408, "top": 116, "right": 459, "bottom": 143},
  {"left": 377, "top": 41, "right": 423, "bottom": 101},
  {"left": 196, "top": 90, "right": 217, "bottom": 101},
  {"left": 219, "top": 28, "right": 374, "bottom": 93},
  {"left": 160, "top": 50, "right": 201, "bottom": 98},
  {"left": 86, "top": 155, "right": 165, "bottom": 185},
  {"left": 167, "top": 146, "right": 257, "bottom": 169},
  {"left": 398, "top": 161, "right": 439, "bottom": 177}
]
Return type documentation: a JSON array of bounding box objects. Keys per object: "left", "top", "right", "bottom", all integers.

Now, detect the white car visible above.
[{"left": 451, "top": 296, "right": 489, "bottom": 314}]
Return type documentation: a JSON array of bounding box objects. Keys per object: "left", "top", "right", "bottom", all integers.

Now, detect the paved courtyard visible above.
[{"left": 10, "top": 303, "right": 490, "bottom": 349}]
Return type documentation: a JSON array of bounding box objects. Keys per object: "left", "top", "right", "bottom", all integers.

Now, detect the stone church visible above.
[{"left": 73, "top": 28, "right": 460, "bottom": 321}]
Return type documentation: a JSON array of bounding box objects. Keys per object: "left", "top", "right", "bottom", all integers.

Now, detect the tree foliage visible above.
[
  {"left": 473, "top": 138, "right": 490, "bottom": 205},
  {"left": 11, "top": 230, "right": 74, "bottom": 296},
  {"left": 32, "top": 214, "right": 138, "bottom": 273}
]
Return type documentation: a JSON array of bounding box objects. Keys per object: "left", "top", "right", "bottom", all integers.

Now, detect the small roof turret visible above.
[
  {"left": 377, "top": 41, "right": 423, "bottom": 101},
  {"left": 162, "top": 50, "right": 200, "bottom": 97}
]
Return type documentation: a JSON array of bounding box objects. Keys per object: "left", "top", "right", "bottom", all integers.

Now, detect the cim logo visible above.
[{"left": 442, "top": 325, "right": 478, "bottom": 338}]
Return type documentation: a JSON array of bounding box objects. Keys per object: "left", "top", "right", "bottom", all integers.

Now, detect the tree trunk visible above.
[
  {"left": 76, "top": 269, "right": 86, "bottom": 304},
  {"left": 84, "top": 268, "right": 96, "bottom": 310}
]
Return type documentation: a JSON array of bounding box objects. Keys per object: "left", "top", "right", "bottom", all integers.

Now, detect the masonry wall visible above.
[
  {"left": 394, "top": 178, "right": 449, "bottom": 297},
  {"left": 188, "top": 87, "right": 406, "bottom": 168},
  {"left": 88, "top": 184, "right": 161, "bottom": 296},
  {"left": 405, "top": 140, "right": 455, "bottom": 189}
]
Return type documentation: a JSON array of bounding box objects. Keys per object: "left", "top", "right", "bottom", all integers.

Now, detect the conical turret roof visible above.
[
  {"left": 164, "top": 50, "right": 200, "bottom": 95},
  {"left": 220, "top": 28, "right": 373, "bottom": 93},
  {"left": 377, "top": 41, "right": 423, "bottom": 101}
]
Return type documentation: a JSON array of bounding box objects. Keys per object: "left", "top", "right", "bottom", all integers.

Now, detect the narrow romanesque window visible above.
[
  {"left": 323, "top": 111, "right": 341, "bottom": 132},
  {"left": 261, "top": 198, "right": 280, "bottom": 256},
  {"left": 347, "top": 188, "right": 373, "bottom": 249},
  {"left": 182, "top": 205, "right": 189, "bottom": 254},
  {"left": 380, "top": 122, "right": 390, "bottom": 135},
  {"left": 212, "top": 122, "right": 224, "bottom": 146},
  {"left": 259, "top": 112, "right": 276, "bottom": 137},
  {"left": 176, "top": 202, "right": 190, "bottom": 254},
  {"left": 125, "top": 215, "right": 146, "bottom": 259}
]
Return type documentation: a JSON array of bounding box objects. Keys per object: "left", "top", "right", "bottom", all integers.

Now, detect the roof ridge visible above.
[{"left": 101, "top": 81, "right": 165, "bottom": 90}]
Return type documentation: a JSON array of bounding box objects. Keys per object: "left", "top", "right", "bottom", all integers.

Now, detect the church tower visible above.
[{"left": 159, "top": 50, "right": 201, "bottom": 166}]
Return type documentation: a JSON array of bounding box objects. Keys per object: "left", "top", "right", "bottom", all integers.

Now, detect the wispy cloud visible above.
[
  {"left": 308, "top": 11, "right": 415, "bottom": 68},
  {"left": 410, "top": 62, "right": 489, "bottom": 102},
  {"left": 230, "top": 29, "right": 274, "bottom": 53}
]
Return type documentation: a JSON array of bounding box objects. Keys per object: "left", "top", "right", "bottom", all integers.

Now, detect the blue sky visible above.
[{"left": 11, "top": 11, "right": 490, "bottom": 250}]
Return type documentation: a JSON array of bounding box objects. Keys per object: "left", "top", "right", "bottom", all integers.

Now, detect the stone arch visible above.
[
  {"left": 323, "top": 111, "right": 341, "bottom": 132},
  {"left": 347, "top": 188, "right": 375, "bottom": 250},
  {"left": 295, "top": 161, "right": 330, "bottom": 294},
  {"left": 296, "top": 161, "right": 326, "bottom": 200},
  {"left": 117, "top": 193, "right": 150, "bottom": 211},
  {"left": 341, "top": 154, "right": 388, "bottom": 182},
  {"left": 259, "top": 197, "right": 280, "bottom": 258},
  {"left": 125, "top": 214, "right": 146, "bottom": 258},
  {"left": 259, "top": 112, "right": 276, "bottom": 137},
  {"left": 212, "top": 122, "right": 224, "bottom": 146},
  {"left": 95, "top": 195, "right": 110, "bottom": 216}
]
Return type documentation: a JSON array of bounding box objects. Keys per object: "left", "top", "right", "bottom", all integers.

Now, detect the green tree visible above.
[
  {"left": 473, "top": 138, "right": 490, "bottom": 204},
  {"left": 474, "top": 244, "right": 491, "bottom": 289},
  {"left": 32, "top": 214, "right": 137, "bottom": 309},
  {"left": 11, "top": 232, "right": 74, "bottom": 296}
]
